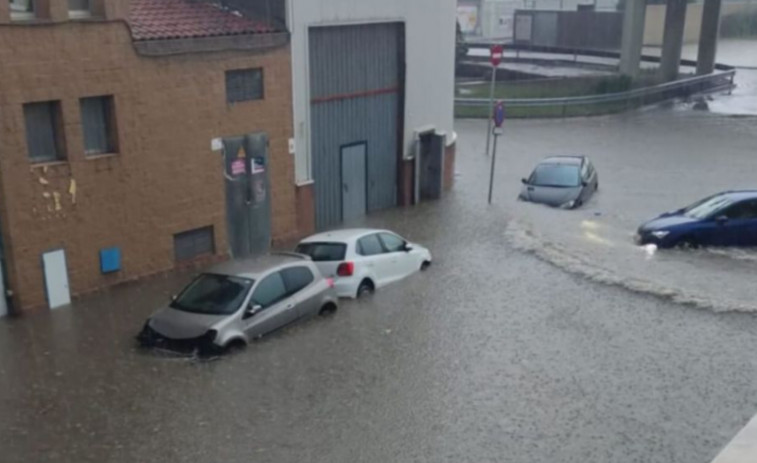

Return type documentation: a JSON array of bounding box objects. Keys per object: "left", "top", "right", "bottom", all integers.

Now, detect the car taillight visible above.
[
  {"left": 326, "top": 278, "right": 335, "bottom": 288},
  {"left": 336, "top": 262, "right": 354, "bottom": 277}
]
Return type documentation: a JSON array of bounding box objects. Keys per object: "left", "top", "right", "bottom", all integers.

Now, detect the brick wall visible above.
[
  {"left": 0, "top": 21, "right": 295, "bottom": 312},
  {"left": 444, "top": 141, "right": 456, "bottom": 191}
]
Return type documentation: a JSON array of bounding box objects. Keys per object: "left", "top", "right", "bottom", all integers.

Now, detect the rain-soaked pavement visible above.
[{"left": 3, "top": 43, "right": 757, "bottom": 463}]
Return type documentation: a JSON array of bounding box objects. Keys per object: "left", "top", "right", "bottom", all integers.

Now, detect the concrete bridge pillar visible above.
[
  {"left": 697, "top": 0, "right": 723, "bottom": 75},
  {"left": 659, "top": 0, "right": 688, "bottom": 82},
  {"left": 619, "top": 0, "right": 647, "bottom": 79}
]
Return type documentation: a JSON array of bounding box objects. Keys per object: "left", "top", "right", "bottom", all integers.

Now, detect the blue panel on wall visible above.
[{"left": 100, "top": 247, "right": 121, "bottom": 274}]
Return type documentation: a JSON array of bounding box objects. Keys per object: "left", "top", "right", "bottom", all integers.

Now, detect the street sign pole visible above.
[
  {"left": 485, "top": 45, "right": 503, "bottom": 157},
  {"left": 488, "top": 101, "right": 505, "bottom": 204}
]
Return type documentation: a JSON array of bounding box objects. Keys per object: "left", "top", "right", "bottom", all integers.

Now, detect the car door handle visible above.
[
  {"left": 342, "top": 183, "right": 349, "bottom": 193},
  {"left": 527, "top": 187, "right": 534, "bottom": 191},
  {"left": 286, "top": 303, "right": 295, "bottom": 310}
]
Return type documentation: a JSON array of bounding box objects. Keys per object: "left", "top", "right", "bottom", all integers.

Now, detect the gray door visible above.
[
  {"left": 419, "top": 133, "right": 445, "bottom": 201},
  {"left": 223, "top": 133, "right": 271, "bottom": 259},
  {"left": 533, "top": 12, "right": 559, "bottom": 47},
  {"left": 341, "top": 143, "right": 367, "bottom": 223},
  {"left": 309, "top": 23, "right": 404, "bottom": 230}
]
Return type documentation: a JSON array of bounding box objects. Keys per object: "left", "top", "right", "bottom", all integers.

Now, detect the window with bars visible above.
[
  {"left": 225, "top": 69, "right": 264, "bottom": 103},
  {"left": 80, "top": 96, "right": 117, "bottom": 156},
  {"left": 68, "top": 0, "right": 91, "bottom": 18},
  {"left": 23, "top": 101, "right": 66, "bottom": 163},
  {"left": 174, "top": 227, "right": 215, "bottom": 262},
  {"left": 9, "top": 0, "right": 34, "bottom": 19}
]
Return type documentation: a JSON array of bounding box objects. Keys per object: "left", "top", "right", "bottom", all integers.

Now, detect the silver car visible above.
[{"left": 137, "top": 253, "right": 338, "bottom": 355}]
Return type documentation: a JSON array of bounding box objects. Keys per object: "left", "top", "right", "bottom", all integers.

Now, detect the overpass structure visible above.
[{"left": 621, "top": 0, "right": 723, "bottom": 80}]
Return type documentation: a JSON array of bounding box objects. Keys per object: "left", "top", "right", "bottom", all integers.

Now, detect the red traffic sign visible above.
[
  {"left": 490, "top": 44, "right": 503, "bottom": 67},
  {"left": 493, "top": 101, "right": 505, "bottom": 128}
]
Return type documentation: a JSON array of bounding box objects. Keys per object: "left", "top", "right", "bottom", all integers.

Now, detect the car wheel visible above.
[
  {"left": 676, "top": 236, "right": 700, "bottom": 249},
  {"left": 223, "top": 339, "right": 247, "bottom": 355},
  {"left": 319, "top": 302, "right": 338, "bottom": 316},
  {"left": 420, "top": 261, "right": 431, "bottom": 271},
  {"left": 357, "top": 280, "right": 375, "bottom": 299}
]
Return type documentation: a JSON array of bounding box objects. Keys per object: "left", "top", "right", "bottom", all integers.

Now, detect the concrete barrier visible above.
[{"left": 710, "top": 414, "right": 757, "bottom": 463}]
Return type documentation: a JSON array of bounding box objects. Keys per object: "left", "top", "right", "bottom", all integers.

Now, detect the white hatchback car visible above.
[{"left": 295, "top": 229, "right": 432, "bottom": 298}]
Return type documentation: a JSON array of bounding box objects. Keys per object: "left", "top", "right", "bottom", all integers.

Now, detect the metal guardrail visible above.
[{"left": 456, "top": 44, "right": 737, "bottom": 115}]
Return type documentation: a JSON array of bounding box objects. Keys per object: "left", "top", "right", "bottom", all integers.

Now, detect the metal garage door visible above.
[{"left": 309, "top": 23, "right": 404, "bottom": 230}]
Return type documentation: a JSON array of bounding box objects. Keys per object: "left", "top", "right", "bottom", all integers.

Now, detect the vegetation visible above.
[
  {"left": 721, "top": 9, "right": 757, "bottom": 38},
  {"left": 456, "top": 21, "right": 469, "bottom": 70}
]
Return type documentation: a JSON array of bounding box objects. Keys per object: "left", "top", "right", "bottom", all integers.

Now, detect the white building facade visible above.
[{"left": 287, "top": 0, "right": 457, "bottom": 232}]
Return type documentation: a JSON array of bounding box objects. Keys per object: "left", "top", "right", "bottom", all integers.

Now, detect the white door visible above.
[
  {"left": 379, "top": 233, "right": 416, "bottom": 280},
  {"left": 42, "top": 249, "right": 71, "bottom": 309},
  {"left": 0, "top": 262, "right": 7, "bottom": 317}
]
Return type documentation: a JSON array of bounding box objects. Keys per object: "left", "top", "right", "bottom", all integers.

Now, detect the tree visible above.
[{"left": 456, "top": 20, "right": 469, "bottom": 69}]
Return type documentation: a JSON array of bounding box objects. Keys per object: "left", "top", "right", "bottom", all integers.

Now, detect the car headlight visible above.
[
  {"left": 559, "top": 200, "right": 576, "bottom": 209},
  {"left": 651, "top": 231, "right": 670, "bottom": 239}
]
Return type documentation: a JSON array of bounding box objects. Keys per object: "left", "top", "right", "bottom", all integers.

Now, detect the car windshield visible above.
[
  {"left": 530, "top": 164, "right": 581, "bottom": 188},
  {"left": 683, "top": 196, "right": 736, "bottom": 219},
  {"left": 170, "top": 274, "right": 254, "bottom": 315},
  {"left": 295, "top": 242, "right": 347, "bottom": 261}
]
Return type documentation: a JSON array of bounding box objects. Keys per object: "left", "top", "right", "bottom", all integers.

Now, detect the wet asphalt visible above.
[{"left": 3, "top": 104, "right": 757, "bottom": 463}]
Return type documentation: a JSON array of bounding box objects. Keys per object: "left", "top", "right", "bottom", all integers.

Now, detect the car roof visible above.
[
  {"left": 539, "top": 155, "right": 585, "bottom": 165},
  {"left": 208, "top": 253, "right": 310, "bottom": 280},
  {"left": 299, "top": 228, "right": 388, "bottom": 243},
  {"left": 715, "top": 190, "right": 757, "bottom": 201}
]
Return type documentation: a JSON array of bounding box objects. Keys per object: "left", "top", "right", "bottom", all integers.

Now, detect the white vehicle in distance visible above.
[{"left": 295, "top": 229, "right": 432, "bottom": 298}]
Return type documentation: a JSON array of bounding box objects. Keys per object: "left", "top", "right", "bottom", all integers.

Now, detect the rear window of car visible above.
[{"left": 295, "top": 242, "right": 347, "bottom": 262}]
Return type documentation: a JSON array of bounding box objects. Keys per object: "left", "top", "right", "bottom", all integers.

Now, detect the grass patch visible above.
[
  {"left": 457, "top": 75, "right": 633, "bottom": 100},
  {"left": 454, "top": 101, "right": 632, "bottom": 119}
]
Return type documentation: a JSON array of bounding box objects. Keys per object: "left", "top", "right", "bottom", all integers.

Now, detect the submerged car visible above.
[
  {"left": 636, "top": 191, "right": 757, "bottom": 249},
  {"left": 137, "top": 253, "right": 338, "bottom": 355},
  {"left": 295, "top": 229, "right": 432, "bottom": 299},
  {"left": 519, "top": 156, "right": 599, "bottom": 209}
]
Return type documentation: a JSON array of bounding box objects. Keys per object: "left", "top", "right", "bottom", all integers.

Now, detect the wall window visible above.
[
  {"left": 23, "top": 101, "right": 66, "bottom": 163},
  {"left": 9, "top": 0, "right": 34, "bottom": 20},
  {"left": 68, "top": 0, "right": 91, "bottom": 18},
  {"left": 225, "top": 69, "right": 264, "bottom": 103},
  {"left": 80, "top": 96, "right": 117, "bottom": 156},
  {"left": 174, "top": 226, "right": 215, "bottom": 262}
]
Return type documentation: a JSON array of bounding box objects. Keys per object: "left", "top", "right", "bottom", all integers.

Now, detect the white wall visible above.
[{"left": 288, "top": 0, "right": 457, "bottom": 183}]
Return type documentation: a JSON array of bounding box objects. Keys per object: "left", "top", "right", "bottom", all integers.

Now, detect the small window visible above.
[
  {"left": 281, "top": 267, "right": 315, "bottom": 295},
  {"left": 251, "top": 272, "right": 287, "bottom": 308},
  {"left": 379, "top": 233, "right": 405, "bottom": 253},
  {"left": 174, "top": 226, "right": 215, "bottom": 262},
  {"left": 23, "top": 101, "right": 65, "bottom": 163},
  {"left": 80, "top": 96, "right": 117, "bottom": 156},
  {"left": 357, "top": 234, "right": 385, "bottom": 256},
  {"left": 68, "top": 0, "right": 91, "bottom": 18},
  {"left": 295, "top": 242, "right": 346, "bottom": 262},
  {"left": 226, "top": 69, "right": 264, "bottom": 103},
  {"left": 10, "top": 0, "right": 34, "bottom": 20}
]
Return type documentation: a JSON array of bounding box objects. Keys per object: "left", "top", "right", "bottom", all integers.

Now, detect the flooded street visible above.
[{"left": 3, "top": 102, "right": 757, "bottom": 461}]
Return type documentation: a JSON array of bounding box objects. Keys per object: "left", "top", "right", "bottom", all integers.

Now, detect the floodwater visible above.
[
  {"left": 2, "top": 40, "right": 757, "bottom": 463},
  {"left": 3, "top": 103, "right": 757, "bottom": 462}
]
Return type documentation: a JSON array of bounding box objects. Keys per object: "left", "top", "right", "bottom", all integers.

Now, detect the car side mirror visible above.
[
  {"left": 716, "top": 215, "right": 729, "bottom": 225},
  {"left": 404, "top": 243, "right": 414, "bottom": 252},
  {"left": 243, "top": 304, "right": 263, "bottom": 320},
  {"left": 171, "top": 294, "right": 177, "bottom": 302},
  {"left": 521, "top": 178, "right": 528, "bottom": 185},
  {"left": 582, "top": 181, "right": 588, "bottom": 187}
]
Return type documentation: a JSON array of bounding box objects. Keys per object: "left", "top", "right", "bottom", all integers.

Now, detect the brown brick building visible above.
[{"left": 0, "top": 0, "right": 296, "bottom": 314}]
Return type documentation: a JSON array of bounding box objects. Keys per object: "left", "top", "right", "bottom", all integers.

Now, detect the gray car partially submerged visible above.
[
  {"left": 519, "top": 155, "right": 599, "bottom": 209},
  {"left": 137, "top": 253, "right": 338, "bottom": 355}
]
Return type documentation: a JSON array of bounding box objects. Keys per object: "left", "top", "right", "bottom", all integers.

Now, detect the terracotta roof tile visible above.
[{"left": 129, "top": 0, "right": 280, "bottom": 41}]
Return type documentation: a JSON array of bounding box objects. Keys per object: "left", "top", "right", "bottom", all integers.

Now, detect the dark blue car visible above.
[{"left": 637, "top": 191, "right": 757, "bottom": 248}]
